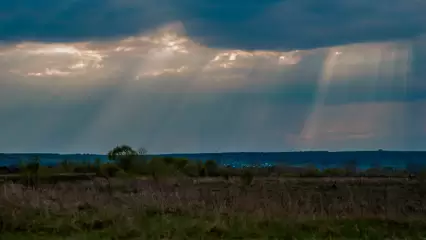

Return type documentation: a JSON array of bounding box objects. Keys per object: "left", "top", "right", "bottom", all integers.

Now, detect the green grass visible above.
[{"left": 3, "top": 215, "right": 426, "bottom": 239}]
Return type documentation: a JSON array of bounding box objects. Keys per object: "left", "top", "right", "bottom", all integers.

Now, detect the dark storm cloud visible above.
[
  {"left": 180, "top": 0, "right": 426, "bottom": 50},
  {"left": 1, "top": 0, "right": 425, "bottom": 50},
  {"left": 0, "top": 0, "right": 174, "bottom": 42}
]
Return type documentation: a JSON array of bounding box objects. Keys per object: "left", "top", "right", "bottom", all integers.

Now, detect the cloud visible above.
[
  {"left": 203, "top": 0, "right": 426, "bottom": 50},
  {"left": 1, "top": 0, "right": 426, "bottom": 50},
  {"left": 0, "top": 25, "right": 425, "bottom": 105},
  {"left": 0, "top": 0, "right": 174, "bottom": 42},
  {"left": 1, "top": 10, "right": 426, "bottom": 153}
]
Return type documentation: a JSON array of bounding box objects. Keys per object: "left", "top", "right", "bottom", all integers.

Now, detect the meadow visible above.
[{"left": 1, "top": 145, "right": 426, "bottom": 239}]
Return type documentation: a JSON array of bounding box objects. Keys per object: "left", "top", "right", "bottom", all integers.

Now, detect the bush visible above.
[
  {"left": 300, "top": 165, "right": 322, "bottom": 177},
  {"left": 99, "top": 163, "right": 121, "bottom": 177},
  {"left": 205, "top": 160, "right": 219, "bottom": 177},
  {"left": 37, "top": 166, "right": 57, "bottom": 177},
  {"left": 73, "top": 162, "right": 97, "bottom": 174},
  {"left": 418, "top": 168, "right": 426, "bottom": 182},
  {"left": 60, "top": 159, "right": 73, "bottom": 173},
  {"left": 148, "top": 157, "right": 172, "bottom": 181},
  {"left": 364, "top": 167, "right": 383, "bottom": 177},
  {"left": 0, "top": 166, "right": 11, "bottom": 174},
  {"left": 182, "top": 162, "right": 199, "bottom": 177},
  {"left": 219, "top": 167, "right": 231, "bottom": 181},
  {"left": 162, "top": 157, "right": 175, "bottom": 165},
  {"left": 174, "top": 158, "right": 189, "bottom": 170},
  {"left": 116, "top": 169, "right": 131, "bottom": 179},
  {"left": 117, "top": 156, "right": 136, "bottom": 171},
  {"left": 241, "top": 169, "right": 254, "bottom": 186},
  {"left": 26, "top": 157, "right": 40, "bottom": 175},
  {"left": 323, "top": 168, "right": 346, "bottom": 177},
  {"left": 16, "top": 157, "right": 41, "bottom": 187},
  {"left": 131, "top": 158, "right": 150, "bottom": 175},
  {"left": 197, "top": 160, "right": 206, "bottom": 177},
  {"left": 161, "top": 157, "right": 189, "bottom": 172}
]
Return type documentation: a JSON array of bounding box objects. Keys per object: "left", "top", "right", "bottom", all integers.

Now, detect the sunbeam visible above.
[
  {"left": 297, "top": 41, "right": 414, "bottom": 149},
  {"left": 299, "top": 47, "right": 339, "bottom": 149},
  {"left": 0, "top": 20, "right": 424, "bottom": 153}
]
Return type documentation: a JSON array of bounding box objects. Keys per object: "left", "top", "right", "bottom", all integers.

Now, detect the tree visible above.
[
  {"left": 138, "top": 147, "right": 148, "bottom": 156},
  {"left": 108, "top": 145, "right": 138, "bottom": 160},
  {"left": 107, "top": 145, "right": 138, "bottom": 171}
]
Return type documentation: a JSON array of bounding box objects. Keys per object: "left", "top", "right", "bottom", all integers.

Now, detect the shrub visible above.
[
  {"left": 37, "top": 166, "right": 56, "bottom": 177},
  {"left": 131, "top": 158, "right": 150, "bottom": 175},
  {"left": 241, "top": 169, "right": 254, "bottom": 186},
  {"left": 174, "top": 158, "right": 189, "bottom": 170},
  {"left": 182, "top": 162, "right": 199, "bottom": 177},
  {"left": 364, "top": 167, "right": 383, "bottom": 177},
  {"left": 161, "top": 157, "right": 189, "bottom": 172},
  {"left": 73, "top": 162, "right": 97, "bottom": 173},
  {"left": 323, "top": 168, "right": 346, "bottom": 177},
  {"left": 117, "top": 156, "right": 136, "bottom": 171},
  {"left": 148, "top": 157, "right": 171, "bottom": 182},
  {"left": 197, "top": 160, "right": 206, "bottom": 177},
  {"left": 300, "top": 165, "right": 322, "bottom": 177},
  {"left": 205, "top": 160, "right": 219, "bottom": 177},
  {"left": 418, "top": 168, "right": 426, "bottom": 183},
  {"left": 219, "top": 167, "right": 231, "bottom": 181},
  {"left": 163, "top": 157, "right": 175, "bottom": 165},
  {"left": 99, "top": 163, "right": 121, "bottom": 177},
  {"left": 116, "top": 169, "right": 131, "bottom": 179},
  {"left": 17, "top": 157, "right": 41, "bottom": 187},
  {"left": 0, "top": 166, "right": 11, "bottom": 174},
  {"left": 26, "top": 157, "right": 40, "bottom": 175},
  {"left": 60, "top": 159, "right": 73, "bottom": 173}
]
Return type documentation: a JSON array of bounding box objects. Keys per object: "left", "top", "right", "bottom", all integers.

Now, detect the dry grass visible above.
[{"left": 1, "top": 177, "right": 426, "bottom": 239}]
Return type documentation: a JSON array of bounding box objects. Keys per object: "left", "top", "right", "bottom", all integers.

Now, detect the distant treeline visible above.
[
  {"left": 1, "top": 146, "right": 426, "bottom": 187},
  {"left": 1, "top": 150, "right": 426, "bottom": 171}
]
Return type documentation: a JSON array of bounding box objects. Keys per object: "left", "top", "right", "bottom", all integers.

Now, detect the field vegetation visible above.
[{"left": 1, "top": 145, "right": 426, "bottom": 239}]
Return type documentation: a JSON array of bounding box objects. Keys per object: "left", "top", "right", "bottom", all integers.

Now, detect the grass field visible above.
[
  {"left": 1, "top": 146, "right": 425, "bottom": 239},
  {"left": 1, "top": 176, "right": 426, "bottom": 239}
]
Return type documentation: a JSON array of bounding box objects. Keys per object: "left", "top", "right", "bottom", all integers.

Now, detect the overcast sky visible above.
[{"left": 0, "top": 0, "right": 425, "bottom": 153}]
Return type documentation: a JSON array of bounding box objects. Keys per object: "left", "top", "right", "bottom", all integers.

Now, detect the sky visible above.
[{"left": 0, "top": 0, "right": 426, "bottom": 154}]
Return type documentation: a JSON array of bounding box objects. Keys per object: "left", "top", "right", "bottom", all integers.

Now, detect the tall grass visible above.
[
  {"left": 1, "top": 145, "right": 426, "bottom": 238},
  {"left": 1, "top": 177, "right": 426, "bottom": 239}
]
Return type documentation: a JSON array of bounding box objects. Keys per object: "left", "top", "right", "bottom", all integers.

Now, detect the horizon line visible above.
[{"left": 2, "top": 149, "right": 426, "bottom": 155}]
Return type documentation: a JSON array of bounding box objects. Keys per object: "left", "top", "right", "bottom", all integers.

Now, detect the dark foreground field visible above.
[{"left": 2, "top": 177, "right": 426, "bottom": 239}]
